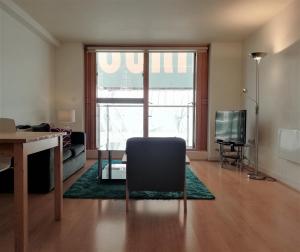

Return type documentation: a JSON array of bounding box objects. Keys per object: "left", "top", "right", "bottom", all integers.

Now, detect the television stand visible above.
[{"left": 216, "top": 141, "right": 246, "bottom": 168}]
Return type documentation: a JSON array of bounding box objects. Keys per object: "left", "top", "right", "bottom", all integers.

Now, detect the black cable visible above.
[{"left": 243, "top": 164, "right": 276, "bottom": 182}]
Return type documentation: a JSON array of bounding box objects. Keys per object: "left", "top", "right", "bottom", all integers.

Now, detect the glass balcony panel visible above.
[
  {"left": 149, "top": 105, "right": 194, "bottom": 148},
  {"left": 96, "top": 103, "right": 143, "bottom": 150}
]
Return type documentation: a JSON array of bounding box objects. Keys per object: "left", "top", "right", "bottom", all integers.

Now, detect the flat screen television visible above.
[{"left": 215, "top": 110, "right": 247, "bottom": 144}]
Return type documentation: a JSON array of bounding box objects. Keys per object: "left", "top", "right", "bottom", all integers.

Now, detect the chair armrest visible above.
[{"left": 71, "top": 132, "right": 86, "bottom": 145}]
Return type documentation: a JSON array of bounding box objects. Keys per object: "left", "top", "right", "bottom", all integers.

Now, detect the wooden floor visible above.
[{"left": 1, "top": 160, "right": 300, "bottom": 252}]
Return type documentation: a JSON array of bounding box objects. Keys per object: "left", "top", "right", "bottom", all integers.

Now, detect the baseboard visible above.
[
  {"left": 186, "top": 151, "right": 207, "bottom": 160},
  {"left": 259, "top": 167, "right": 300, "bottom": 192},
  {"left": 208, "top": 156, "right": 219, "bottom": 161},
  {"left": 240, "top": 160, "right": 300, "bottom": 192}
]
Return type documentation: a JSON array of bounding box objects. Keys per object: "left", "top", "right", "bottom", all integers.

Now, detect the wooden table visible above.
[{"left": 0, "top": 132, "right": 65, "bottom": 252}]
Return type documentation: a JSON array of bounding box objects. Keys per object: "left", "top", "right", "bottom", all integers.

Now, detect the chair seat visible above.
[{"left": 0, "top": 157, "right": 12, "bottom": 172}]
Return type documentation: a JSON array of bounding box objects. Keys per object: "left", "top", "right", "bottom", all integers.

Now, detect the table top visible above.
[
  {"left": 98, "top": 143, "right": 125, "bottom": 151},
  {"left": 122, "top": 153, "right": 190, "bottom": 164},
  {"left": 0, "top": 132, "right": 65, "bottom": 143}
]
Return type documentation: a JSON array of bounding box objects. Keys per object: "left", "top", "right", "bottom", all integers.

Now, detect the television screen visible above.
[{"left": 215, "top": 110, "right": 247, "bottom": 144}]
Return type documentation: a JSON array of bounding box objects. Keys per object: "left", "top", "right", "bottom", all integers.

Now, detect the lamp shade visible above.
[
  {"left": 57, "top": 109, "right": 75, "bottom": 123},
  {"left": 250, "top": 52, "right": 267, "bottom": 63}
]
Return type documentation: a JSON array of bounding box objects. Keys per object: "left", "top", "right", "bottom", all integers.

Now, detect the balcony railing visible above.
[{"left": 96, "top": 104, "right": 194, "bottom": 150}]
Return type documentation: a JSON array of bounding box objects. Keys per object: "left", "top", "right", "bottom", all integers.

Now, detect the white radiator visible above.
[{"left": 278, "top": 128, "right": 300, "bottom": 164}]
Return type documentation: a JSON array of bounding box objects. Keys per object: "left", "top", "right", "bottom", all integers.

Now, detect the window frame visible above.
[{"left": 85, "top": 45, "right": 209, "bottom": 151}]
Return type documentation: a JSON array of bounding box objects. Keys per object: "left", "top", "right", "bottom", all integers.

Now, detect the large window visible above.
[{"left": 85, "top": 46, "right": 208, "bottom": 151}]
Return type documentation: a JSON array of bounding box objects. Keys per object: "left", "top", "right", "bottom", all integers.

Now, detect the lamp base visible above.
[{"left": 248, "top": 174, "right": 265, "bottom": 180}]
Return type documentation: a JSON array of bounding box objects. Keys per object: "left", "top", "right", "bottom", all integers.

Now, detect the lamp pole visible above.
[{"left": 246, "top": 52, "right": 267, "bottom": 180}]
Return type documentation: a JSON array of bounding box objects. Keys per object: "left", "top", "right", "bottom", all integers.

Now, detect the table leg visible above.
[
  {"left": 54, "top": 136, "right": 63, "bottom": 221},
  {"left": 14, "top": 143, "right": 28, "bottom": 252},
  {"left": 97, "top": 150, "right": 102, "bottom": 182},
  {"left": 108, "top": 150, "right": 112, "bottom": 180}
]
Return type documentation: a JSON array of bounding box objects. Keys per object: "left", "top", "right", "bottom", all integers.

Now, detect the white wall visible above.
[
  {"left": 243, "top": 0, "right": 300, "bottom": 190},
  {"left": 0, "top": 6, "right": 55, "bottom": 125},
  {"left": 54, "top": 43, "right": 84, "bottom": 131},
  {"left": 208, "top": 42, "right": 243, "bottom": 160},
  {"left": 54, "top": 43, "right": 243, "bottom": 157}
]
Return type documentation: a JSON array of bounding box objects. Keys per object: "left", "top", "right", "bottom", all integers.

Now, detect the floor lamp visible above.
[{"left": 243, "top": 52, "right": 267, "bottom": 180}]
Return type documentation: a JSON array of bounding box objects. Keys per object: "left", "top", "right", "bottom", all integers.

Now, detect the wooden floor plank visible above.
[{"left": 1, "top": 160, "right": 300, "bottom": 252}]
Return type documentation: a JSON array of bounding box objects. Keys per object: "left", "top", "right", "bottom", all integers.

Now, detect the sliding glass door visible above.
[
  {"left": 96, "top": 52, "right": 144, "bottom": 150},
  {"left": 96, "top": 50, "right": 196, "bottom": 150},
  {"left": 148, "top": 52, "right": 195, "bottom": 148}
]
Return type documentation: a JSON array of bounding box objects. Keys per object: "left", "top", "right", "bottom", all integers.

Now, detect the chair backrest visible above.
[
  {"left": 126, "top": 137, "right": 186, "bottom": 192},
  {"left": 0, "top": 118, "right": 16, "bottom": 132},
  {"left": 0, "top": 119, "right": 16, "bottom": 171}
]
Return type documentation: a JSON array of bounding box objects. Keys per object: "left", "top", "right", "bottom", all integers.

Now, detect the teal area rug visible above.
[{"left": 64, "top": 161, "right": 215, "bottom": 200}]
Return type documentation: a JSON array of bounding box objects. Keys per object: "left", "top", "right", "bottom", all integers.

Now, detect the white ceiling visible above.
[{"left": 12, "top": 0, "right": 293, "bottom": 44}]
